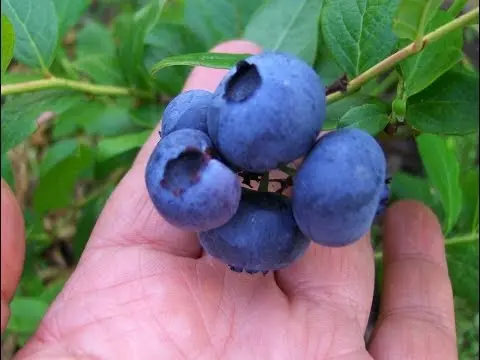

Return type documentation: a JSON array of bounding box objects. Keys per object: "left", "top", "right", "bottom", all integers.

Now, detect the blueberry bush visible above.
[{"left": 1, "top": 0, "right": 478, "bottom": 357}]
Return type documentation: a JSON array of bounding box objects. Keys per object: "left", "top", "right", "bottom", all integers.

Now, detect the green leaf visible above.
[
  {"left": 391, "top": 172, "right": 433, "bottom": 203},
  {"left": 40, "top": 278, "right": 66, "bottom": 304},
  {"left": 447, "top": 238, "right": 479, "bottom": 311},
  {"left": 401, "top": 11, "right": 463, "bottom": 97},
  {"left": 448, "top": 0, "right": 469, "bottom": 17},
  {"left": 1, "top": 106, "right": 35, "bottom": 155},
  {"left": 337, "top": 103, "right": 390, "bottom": 135},
  {"left": 325, "top": 93, "right": 388, "bottom": 129},
  {"left": 7, "top": 296, "right": 48, "bottom": 335},
  {"left": 314, "top": 36, "right": 344, "bottom": 87},
  {"left": 17, "top": 268, "right": 45, "bottom": 300},
  {"left": 23, "top": 208, "right": 50, "bottom": 246},
  {"left": 1, "top": 71, "right": 42, "bottom": 84},
  {"left": 160, "top": 0, "right": 185, "bottom": 24},
  {"left": 39, "top": 139, "right": 79, "bottom": 176},
  {"left": 53, "top": 99, "right": 135, "bottom": 137},
  {"left": 1, "top": 0, "right": 58, "bottom": 71},
  {"left": 84, "top": 104, "right": 136, "bottom": 136},
  {"left": 458, "top": 169, "right": 479, "bottom": 233},
  {"left": 392, "top": 0, "right": 442, "bottom": 40},
  {"left": 390, "top": 172, "right": 443, "bottom": 218},
  {"left": 451, "top": 57, "right": 479, "bottom": 77},
  {"left": 130, "top": 103, "right": 164, "bottom": 129},
  {"left": 244, "top": 0, "right": 323, "bottom": 65},
  {"left": 52, "top": 0, "right": 90, "bottom": 38},
  {"left": 72, "top": 54, "right": 126, "bottom": 85},
  {"left": 314, "top": 31, "right": 349, "bottom": 87},
  {"left": 454, "top": 133, "right": 479, "bottom": 173},
  {"left": 134, "top": 0, "right": 165, "bottom": 26},
  {"left": 73, "top": 202, "right": 97, "bottom": 259},
  {"left": 94, "top": 149, "right": 136, "bottom": 181},
  {"left": 406, "top": 70, "right": 479, "bottom": 135},
  {"left": 18, "top": 239, "right": 48, "bottom": 297},
  {"left": 1, "top": 15, "right": 15, "bottom": 75},
  {"left": 73, "top": 188, "right": 112, "bottom": 259},
  {"left": 52, "top": 99, "right": 105, "bottom": 138},
  {"left": 416, "top": 134, "right": 462, "bottom": 233},
  {"left": 144, "top": 23, "right": 205, "bottom": 94},
  {"left": 185, "top": 0, "right": 263, "bottom": 47},
  {"left": 76, "top": 20, "right": 116, "bottom": 57},
  {"left": 116, "top": 0, "right": 166, "bottom": 89},
  {"left": 1, "top": 91, "right": 85, "bottom": 155},
  {"left": 150, "top": 52, "right": 250, "bottom": 75},
  {"left": 33, "top": 144, "right": 94, "bottom": 213},
  {"left": 97, "top": 131, "right": 151, "bottom": 161},
  {"left": 23, "top": 209, "right": 51, "bottom": 249},
  {"left": 321, "top": 0, "right": 400, "bottom": 77},
  {"left": 455, "top": 299, "right": 479, "bottom": 359},
  {"left": 315, "top": 55, "right": 344, "bottom": 87}
]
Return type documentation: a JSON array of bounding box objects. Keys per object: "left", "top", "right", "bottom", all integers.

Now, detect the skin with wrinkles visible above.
[
  {"left": 199, "top": 190, "right": 310, "bottom": 272},
  {"left": 2, "top": 41, "right": 457, "bottom": 360},
  {"left": 161, "top": 89, "right": 213, "bottom": 137},
  {"left": 293, "top": 129, "right": 387, "bottom": 247},
  {"left": 207, "top": 52, "right": 326, "bottom": 173},
  {"left": 145, "top": 129, "right": 241, "bottom": 231}
]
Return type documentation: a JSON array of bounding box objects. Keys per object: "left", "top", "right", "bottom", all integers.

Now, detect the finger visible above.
[
  {"left": 275, "top": 232, "right": 375, "bottom": 332},
  {"left": 368, "top": 200, "right": 457, "bottom": 359},
  {"left": 1, "top": 179, "right": 25, "bottom": 332},
  {"left": 86, "top": 40, "right": 261, "bottom": 258}
]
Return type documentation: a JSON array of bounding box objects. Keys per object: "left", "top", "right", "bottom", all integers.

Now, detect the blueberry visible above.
[
  {"left": 208, "top": 52, "right": 326, "bottom": 173},
  {"left": 199, "top": 190, "right": 310, "bottom": 272},
  {"left": 161, "top": 90, "right": 213, "bottom": 137},
  {"left": 292, "top": 129, "right": 387, "bottom": 247},
  {"left": 145, "top": 129, "right": 241, "bottom": 231},
  {"left": 375, "top": 178, "right": 391, "bottom": 217}
]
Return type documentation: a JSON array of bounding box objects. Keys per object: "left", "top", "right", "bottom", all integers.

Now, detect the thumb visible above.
[{"left": 1, "top": 178, "right": 25, "bottom": 332}]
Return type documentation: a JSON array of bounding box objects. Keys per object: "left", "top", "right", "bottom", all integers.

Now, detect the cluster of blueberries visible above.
[{"left": 145, "top": 52, "right": 389, "bottom": 274}]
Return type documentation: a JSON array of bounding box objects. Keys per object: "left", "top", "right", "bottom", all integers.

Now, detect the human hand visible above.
[{"left": 2, "top": 40, "right": 457, "bottom": 360}]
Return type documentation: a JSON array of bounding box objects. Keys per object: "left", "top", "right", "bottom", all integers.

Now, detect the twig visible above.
[
  {"left": 278, "top": 165, "right": 297, "bottom": 177},
  {"left": 258, "top": 173, "right": 269, "bottom": 192},
  {"left": 1, "top": 77, "right": 154, "bottom": 99},
  {"left": 326, "top": 7, "right": 479, "bottom": 105}
]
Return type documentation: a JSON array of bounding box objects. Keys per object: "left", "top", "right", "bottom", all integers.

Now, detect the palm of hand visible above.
[{"left": 20, "top": 235, "right": 374, "bottom": 360}]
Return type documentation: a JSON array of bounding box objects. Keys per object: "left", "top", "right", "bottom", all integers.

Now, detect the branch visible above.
[
  {"left": 326, "top": 7, "right": 479, "bottom": 105},
  {"left": 1, "top": 77, "right": 154, "bottom": 100}
]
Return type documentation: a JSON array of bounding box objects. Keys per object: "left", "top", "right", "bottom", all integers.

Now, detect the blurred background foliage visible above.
[{"left": 0, "top": 0, "right": 478, "bottom": 357}]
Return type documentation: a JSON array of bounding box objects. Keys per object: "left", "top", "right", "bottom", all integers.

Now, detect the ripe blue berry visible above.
[
  {"left": 161, "top": 90, "right": 213, "bottom": 137},
  {"left": 145, "top": 129, "right": 241, "bottom": 231},
  {"left": 199, "top": 190, "right": 310, "bottom": 273},
  {"left": 208, "top": 52, "right": 326, "bottom": 173},
  {"left": 375, "top": 178, "right": 391, "bottom": 216},
  {"left": 292, "top": 129, "right": 387, "bottom": 247}
]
